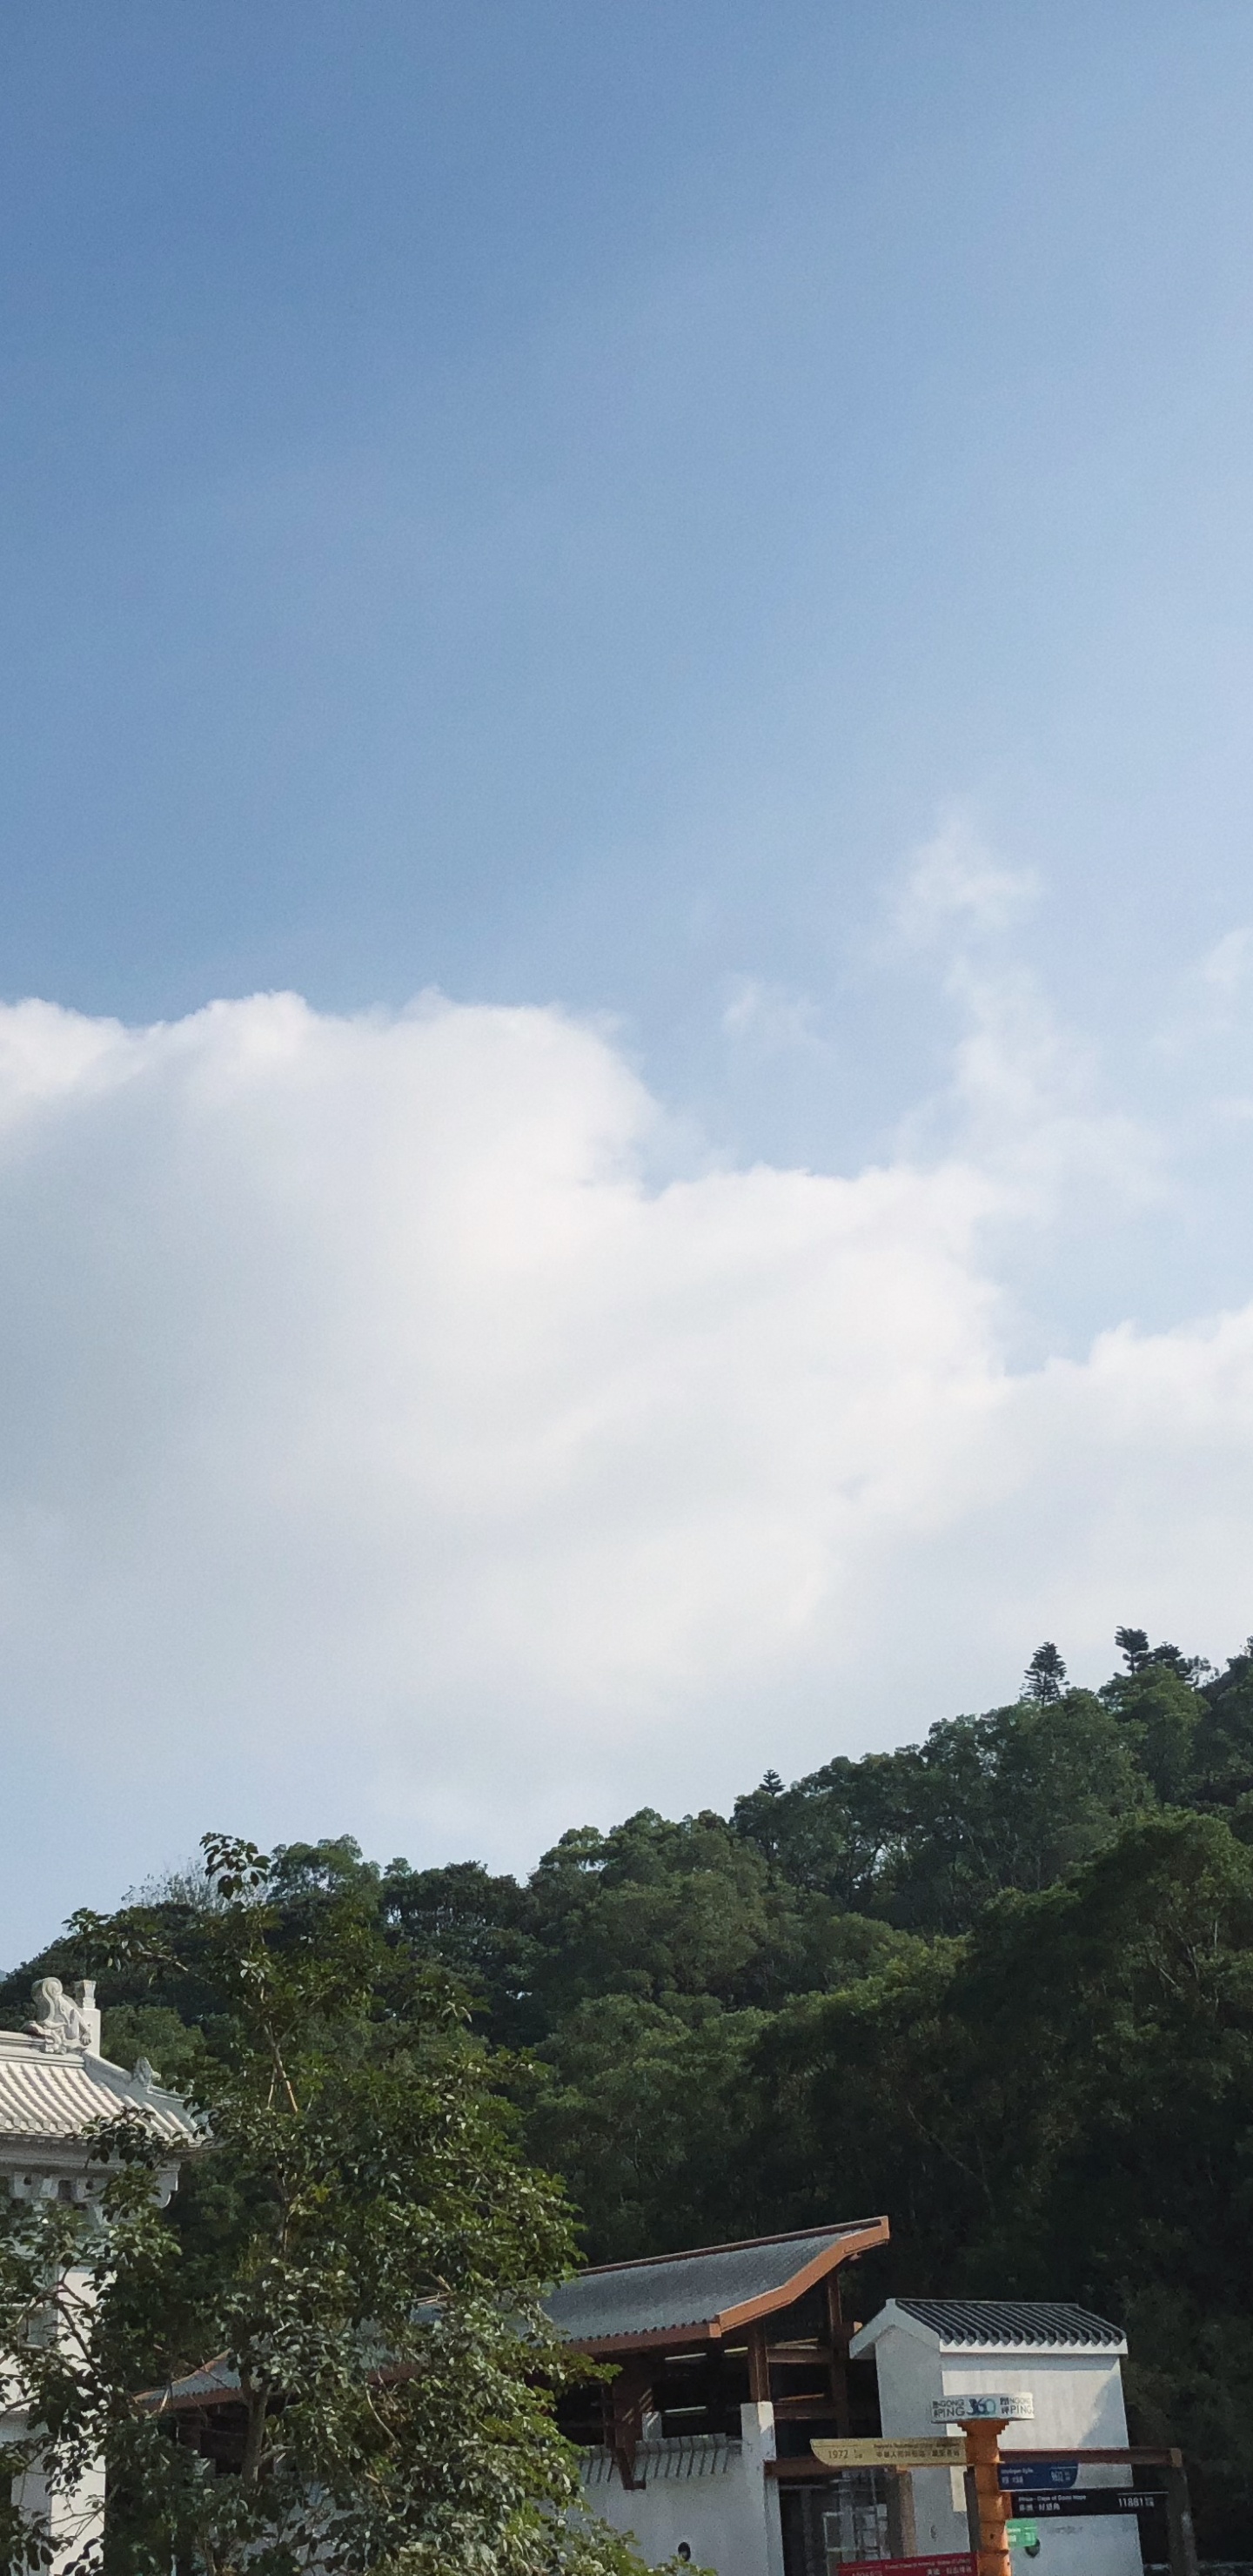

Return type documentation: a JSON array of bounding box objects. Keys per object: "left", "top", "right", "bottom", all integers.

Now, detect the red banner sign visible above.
[{"left": 839, "top": 2559, "right": 976, "bottom": 2576}]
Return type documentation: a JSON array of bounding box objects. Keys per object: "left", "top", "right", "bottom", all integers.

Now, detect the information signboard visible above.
[
  {"left": 1004, "top": 2491, "right": 1165, "bottom": 2519},
  {"left": 932, "top": 2396, "right": 1035, "bottom": 2422},
  {"left": 1000, "top": 2464, "right": 1077, "bottom": 2492},
  {"left": 812, "top": 2438, "right": 967, "bottom": 2469}
]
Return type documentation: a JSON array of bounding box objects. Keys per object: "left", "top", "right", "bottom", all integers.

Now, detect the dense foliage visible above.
[
  {"left": 0, "top": 1836, "right": 648, "bottom": 2576},
  {"left": 9, "top": 1629, "right": 1253, "bottom": 2553}
]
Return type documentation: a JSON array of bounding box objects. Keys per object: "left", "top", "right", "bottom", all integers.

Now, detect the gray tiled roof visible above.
[
  {"left": 894, "top": 2298, "right": 1124, "bottom": 2350},
  {"left": 149, "top": 2221, "right": 886, "bottom": 2411},
  {"left": 545, "top": 2218, "right": 887, "bottom": 2347},
  {"left": 145, "top": 2355, "right": 241, "bottom": 2411}
]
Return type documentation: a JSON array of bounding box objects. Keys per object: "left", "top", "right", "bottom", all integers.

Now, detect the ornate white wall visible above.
[{"left": 580, "top": 2402, "right": 786, "bottom": 2576}]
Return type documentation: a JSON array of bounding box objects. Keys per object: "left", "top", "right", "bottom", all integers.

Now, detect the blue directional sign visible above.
[{"left": 1000, "top": 2465, "right": 1078, "bottom": 2492}]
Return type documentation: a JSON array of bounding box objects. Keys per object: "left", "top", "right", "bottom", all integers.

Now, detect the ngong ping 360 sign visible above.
[{"left": 932, "top": 2396, "right": 1035, "bottom": 2422}]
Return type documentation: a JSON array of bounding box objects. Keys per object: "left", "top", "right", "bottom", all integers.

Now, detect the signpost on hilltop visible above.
[
  {"left": 831, "top": 2296, "right": 1203, "bottom": 2576},
  {"left": 808, "top": 2410, "right": 1202, "bottom": 2576},
  {"left": 811, "top": 2410, "right": 1036, "bottom": 2576},
  {"left": 932, "top": 2394, "right": 1035, "bottom": 2576},
  {"left": 804, "top": 2359, "right": 1206, "bottom": 2576}
]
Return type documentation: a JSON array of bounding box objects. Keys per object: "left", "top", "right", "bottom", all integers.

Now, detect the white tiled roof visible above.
[{"left": 0, "top": 2032, "right": 198, "bottom": 2147}]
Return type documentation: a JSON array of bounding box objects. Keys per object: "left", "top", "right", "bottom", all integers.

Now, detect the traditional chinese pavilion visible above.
[
  {"left": 549, "top": 2214, "right": 892, "bottom": 2576},
  {"left": 0, "top": 1979, "right": 200, "bottom": 2574}
]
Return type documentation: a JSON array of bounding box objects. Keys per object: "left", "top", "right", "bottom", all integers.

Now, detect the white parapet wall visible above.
[
  {"left": 580, "top": 2405, "right": 786, "bottom": 2576},
  {"left": 0, "top": 2267, "right": 105, "bottom": 2576},
  {"left": 10, "top": 2445, "right": 106, "bottom": 2576}
]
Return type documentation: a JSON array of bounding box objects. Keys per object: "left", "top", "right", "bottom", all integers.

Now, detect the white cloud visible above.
[
  {"left": 1158, "top": 923, "right": 1253, "bottom": 1064},
  {"left": 1199, "top": 926, "right": 1253, "bottom": 1005},
  {"left": 882, "top": 809, "right": 1160, "bottom": 1217},
  {"left": 0, "top": 983, "right": 1249, "bottom": 1957},
  {"left": 918, "top": 958, "right": 1164, "bottom": 1213},
  {"left": 892, "top": 809, "right": 1039, "bottom": 945},
  {"left": 720, "top": 975, "right": 826, "bottom": 1055}
]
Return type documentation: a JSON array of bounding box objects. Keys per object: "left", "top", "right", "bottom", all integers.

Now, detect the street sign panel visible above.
[
  {"left": 1004, "top": 2491, "right": 1166, "bottom": 2519},
  {"left": 1006, "top": 2523, "right": 1038, "bottom": 2550},
  {"left": 1000, "top": 2463, "right": 1077, "bottom": 2492},
  {"left": 812, "top": 2438, "right": 967, "bottom": 2469},
  {"left": 932, "top": 2396, "right": 1035, "bottom": 2422}
]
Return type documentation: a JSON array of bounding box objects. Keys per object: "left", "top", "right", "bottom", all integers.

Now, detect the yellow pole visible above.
[{"left": 962, "top": 2419, "right": 1011, "bottom": 2576}]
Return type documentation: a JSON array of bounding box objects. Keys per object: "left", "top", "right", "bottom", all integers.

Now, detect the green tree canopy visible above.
[
  {"left": 8, "top": 1625, "right": 1253, "bottom": 2555},
  {"left": 0, "top": 1835, "right": 654, "bottom": 2576}
]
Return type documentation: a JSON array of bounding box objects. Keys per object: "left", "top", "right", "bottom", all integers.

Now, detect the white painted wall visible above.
[
  {"left": 11, "top": 2448, "right": 105, "bottom": 2576},
  {"left": 0, "top": 2264, "right": 105, "bottom": 2576},
  {"left": 582, "top": 2404, "right": 785, "bottom": 2576},
  {"left": 858, "top": 2319, "right": 1142, "bottom": 2576}
]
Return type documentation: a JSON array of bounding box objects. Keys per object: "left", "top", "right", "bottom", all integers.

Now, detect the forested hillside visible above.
[{"left": 8, "top": 1627, "right": 1253, "bottom": 2551}]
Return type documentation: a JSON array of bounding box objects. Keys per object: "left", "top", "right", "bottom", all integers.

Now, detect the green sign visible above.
[{"left": 1007, "top": 2523, "right": 1039, "bottom": 2550}]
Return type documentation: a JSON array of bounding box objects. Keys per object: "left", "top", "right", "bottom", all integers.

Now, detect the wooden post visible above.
[
  {"left": 746, "top": 2322, "right": 770, "bottom": 2405},
  {"left": 824, "top": 2273, "right": 851, "bottom": 2434},
  {"left": 964, "top": 2466, "right": 982, "bottom": 2565},
  {"left": 1165, "top": 2450, "right": 1200, "bottom": 2576},
  {"left": 610, "top": 2359, "right": 651, "bottom": 2492},
  {"left": 963, "top": 2420, "right": 1011, "bottom": 2576},
  {"left": 886, "top": 2467, "right": 918, "bottom": 2559}
]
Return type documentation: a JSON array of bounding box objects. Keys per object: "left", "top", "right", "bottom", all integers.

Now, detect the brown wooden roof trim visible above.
[
  {"left": 563, "top": 2323, "right": 720, "bottom": 2354},
  {"left": 561, "top": 2217, "right": 885, "bottom": 2278},
  {"left": 560, "top": 2215, "right": 891, "bottom": 2356},
  {"left": 714, "top": 2216, "right": 889, "bottom": 2335}
]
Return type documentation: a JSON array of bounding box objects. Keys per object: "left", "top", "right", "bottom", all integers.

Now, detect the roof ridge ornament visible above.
[{"left": 28, "top": 1977, "right": 102, "bottom": 2055}]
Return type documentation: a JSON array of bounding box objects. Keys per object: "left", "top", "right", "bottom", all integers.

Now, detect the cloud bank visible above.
[{"left": 1, "top": 972, "right": 1251, "bottom": 1956}]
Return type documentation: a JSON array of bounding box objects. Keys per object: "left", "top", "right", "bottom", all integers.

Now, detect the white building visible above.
[
  {"left": 133, "top": 2201, "right": 1169, "bottom": 2576},
  {"left": 544, "top": 2216, "right": 892, "bottom": 2576},
  {"left": 0, "top": 1978, "right": 199, "bottom": 2573},
  {"left": 544, "top": 2244, "right": 1154, "bottom": 2576},
  {"left": 851, "top": 2297, "right": 1143, "bottom": 2576}
]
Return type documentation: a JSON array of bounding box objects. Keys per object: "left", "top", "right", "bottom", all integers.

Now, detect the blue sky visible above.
[
  {"left": 3, "top": 5, "right": 1253, "bottom": 1957},
  {"left": 7, "top": 6, "right": 1252, "bottom": 1070}
]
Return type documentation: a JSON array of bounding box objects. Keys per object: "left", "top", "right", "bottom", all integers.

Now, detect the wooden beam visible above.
[
  {"left": 824, "top": 2271, "right": 850, "bottom": 2434},
  {"left": 610, "top": 2358, "right": 653, "bottom": 2492},
  {"left": 887, "top": 2468, "right": 918, "bottom": 2559},
  {"left": 562, "top": 2325, "right": 716, "bottom": 2356},
  {"left": 746, "top": 2322, "right": 770, "bottom": 2405},
  {"left": 1000, "top": 2450, "right": 1181, "bottom": 2465}
]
